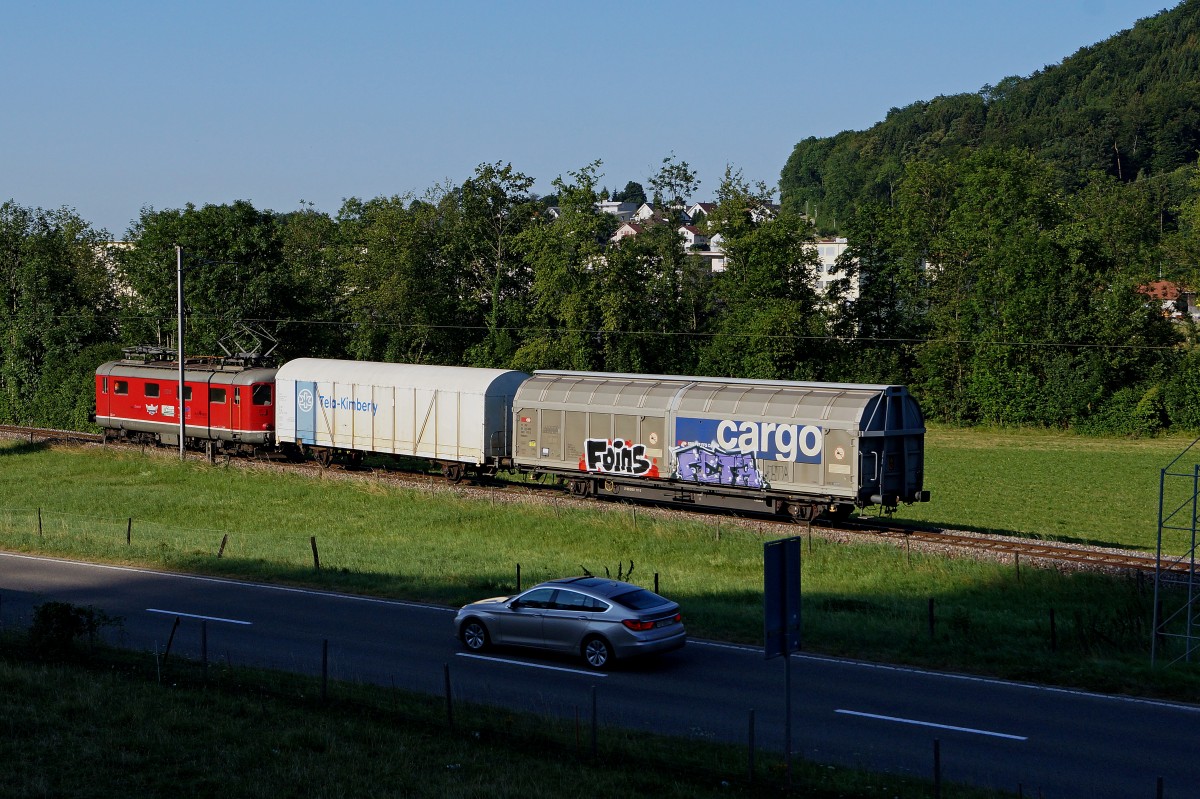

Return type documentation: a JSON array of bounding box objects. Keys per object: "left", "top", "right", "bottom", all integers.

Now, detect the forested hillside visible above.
[
  {"left": 773, "top": 1, "right": 1200, "bottom": 432},
  {"left": 781, "top": 2, "right": 1200, "bottom": 234}
]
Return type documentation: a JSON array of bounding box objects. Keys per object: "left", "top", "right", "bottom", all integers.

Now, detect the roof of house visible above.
[{"left": 1138, "top": 280, "right": 1184, "bottom": 300}]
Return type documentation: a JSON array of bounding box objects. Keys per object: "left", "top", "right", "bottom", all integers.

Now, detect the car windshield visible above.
[{"left": 611, "top": 588, "right": 668, "bottom": 611}]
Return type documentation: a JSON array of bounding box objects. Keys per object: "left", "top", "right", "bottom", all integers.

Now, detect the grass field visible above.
[
  {"left": 899, "top": 425, "right": 1200, "bottom": 552},
  {"left": 1, "top": 429, "right": 1199, "bottom": 701}
]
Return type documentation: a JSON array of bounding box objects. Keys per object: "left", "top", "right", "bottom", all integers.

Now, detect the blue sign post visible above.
[
  {"left": 765, "top": 536, "right": 803, "bottom": 658},
  {"left": 764, "top": 536, "right": 802, "bottom": 785}
]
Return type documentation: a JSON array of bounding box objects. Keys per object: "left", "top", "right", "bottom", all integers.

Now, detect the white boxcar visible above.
[{"left": 275, "top": 359, "right": 529, "bottom": 472}]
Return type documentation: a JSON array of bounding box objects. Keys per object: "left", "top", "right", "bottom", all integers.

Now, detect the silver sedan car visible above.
[{"left": 454, "top": 576, "right": 686, "bottom": 670}]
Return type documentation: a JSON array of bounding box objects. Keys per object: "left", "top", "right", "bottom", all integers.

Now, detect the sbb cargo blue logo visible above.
[{"left": 674, "top": 417, "right": 823, "bottom": 463}]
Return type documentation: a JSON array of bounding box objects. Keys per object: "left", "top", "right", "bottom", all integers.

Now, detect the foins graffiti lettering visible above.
[{"left": 579, "top": 439, "right": 660, "bottom": 477}]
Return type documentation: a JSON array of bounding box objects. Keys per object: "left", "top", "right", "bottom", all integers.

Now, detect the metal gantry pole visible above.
[
  {"left": 1189, "top": 464, "right": 1199, "bottom": 662},
  {"left": 176, "top": 245, "right": 185, "bottom": 460},
  {"left": 1153, "top": 466, "right": 1165, "bottom": 665}
]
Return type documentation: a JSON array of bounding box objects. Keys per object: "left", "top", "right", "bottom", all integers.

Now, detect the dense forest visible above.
[
  {"left": 3, "top": 3, "right": 1200, "bottom": 436},
  {"left": 781, "top": 2, "right": 1200, "bottom": 237}
]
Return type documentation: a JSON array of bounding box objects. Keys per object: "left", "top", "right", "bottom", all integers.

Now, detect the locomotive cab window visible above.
[
  {"left": 143, "top": 383, "right": 160, "bottom": 398},
  {"left": 183, "top": 386, "right": 192, "bottom": 401},
  {"left": 114, "top": 381, "right": 128, "bottom": 395},
  {"left": 252, "top": 384, "right": 272, "bottom": 406},
  {"left": 209, "top": 387, "right": 227, "bottom": 404}
]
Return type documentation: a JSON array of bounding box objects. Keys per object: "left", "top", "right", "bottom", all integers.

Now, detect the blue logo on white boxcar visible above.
[
  {"left": 674, "top": 417, "right": 823, "bottom": 464},
  {"left": 296, "top": 381, "right": 317, "bottom": 444}
]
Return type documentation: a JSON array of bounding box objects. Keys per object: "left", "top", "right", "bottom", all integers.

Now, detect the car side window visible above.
[
  {"left": 552, "top": 591, "right": 608, "bottom": 612},
  {"left": 553, "top": 591, "right": 590, "bottom": 611},
  {"left": 516, "top": 588, "right": 556, "bottom": 609}
]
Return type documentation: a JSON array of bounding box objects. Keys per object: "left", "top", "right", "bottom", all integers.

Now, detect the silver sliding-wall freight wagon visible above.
[{"left": 512, "top": 371, "right": 929, "bottom": 519}]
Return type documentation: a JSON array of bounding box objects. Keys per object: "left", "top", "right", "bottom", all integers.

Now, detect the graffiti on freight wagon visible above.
[
  {"left": 579, "top": 438, "right": 661, "bottom": 478},
  {"left": 672, "top": 442, "right": 764, "bottom": 488}
]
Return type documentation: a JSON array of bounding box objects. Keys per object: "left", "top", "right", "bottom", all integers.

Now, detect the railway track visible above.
[
  {"left": 2, "top": 423, "right": 1195, "bottom": 578},
  {"left": 0, "top": 424, "right": 103, "bottom": 445},
  {"left": 838, "top": 518, "right": 1197, "bottom": 578}
]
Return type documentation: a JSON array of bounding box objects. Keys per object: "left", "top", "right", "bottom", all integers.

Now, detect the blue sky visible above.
[{"left": 0, "top": 1, "right": 1176, "bottom": 237}]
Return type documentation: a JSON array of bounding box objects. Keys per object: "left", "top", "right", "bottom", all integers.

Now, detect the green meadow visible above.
[
  {"left": 898, "top": 425, "right": 1199, "bottom": 552},
  {"left": 0, "top": 428, "right": 1198, "bottom": 701}
]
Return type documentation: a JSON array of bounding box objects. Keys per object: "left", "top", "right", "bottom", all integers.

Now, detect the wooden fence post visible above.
[
  {"left": 444, "top": 663, "right": 454, "bottom": 730},
  {"left": 321, "top": 639, "right": 329, "bottom": 701}
]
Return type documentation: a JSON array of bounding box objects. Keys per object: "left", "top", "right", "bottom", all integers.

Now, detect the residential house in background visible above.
[
  {"left": 565, "top": 199, "right": 859, "bottom": 302},
  {"left": 813, "top": 237, "right": 857, "bottom": 302},
  {"left": 1138, "top": 280, "right": 1199, "bottom": 319},
  {"left": 685, "top": 202, "right": 716, "bottom": 224},
  {"left": 610, "top": 221, "right": 644, "bottom": 244},
  {"left": 597, "top": 201, "right": 638, "bottom": 222},
  {"left": 678, "top": 224, "right": 709, "bottom": 251}
]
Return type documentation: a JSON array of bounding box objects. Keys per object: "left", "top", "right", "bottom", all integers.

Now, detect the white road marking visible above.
[
  {"left": 835, "top": 709, "right": 1027, "bottom": 740},
  {"left": 146, "top": 608, "right": 252, "bottom": 625},
  {"left": 456, "top": 652, "right": 608, "bottom": 677},
  {"left": 689, "top": 640, "right": 1200, "bottom": 715}
]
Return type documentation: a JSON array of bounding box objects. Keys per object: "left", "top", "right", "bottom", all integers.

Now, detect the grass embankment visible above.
[
  {"left": 3, "top": 637, "right": 1015, "bottom": 799},
  {"left": 0, "top": 431, "right": 1198, "bottom": 701}
]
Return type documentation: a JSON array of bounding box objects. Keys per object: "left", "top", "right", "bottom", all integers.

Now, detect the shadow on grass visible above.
[
  {"left": 892, "top": 516, "right": 1155, "bottom": 552},
  {"left": 168, "top": 553, "right": 517, "bottom": 607},
  {"left": 0, "top": 441, "right": 49, "bottom": 457}
]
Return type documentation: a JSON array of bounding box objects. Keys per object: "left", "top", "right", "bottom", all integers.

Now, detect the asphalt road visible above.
[{"left": 2, "top": 551, "right": 1197, "bottom": 797}]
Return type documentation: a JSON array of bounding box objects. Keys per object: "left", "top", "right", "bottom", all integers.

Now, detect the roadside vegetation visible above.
[
  {"left": 1, "top": 429, "right": 1198, "bottom": 704},
  {"left": 0, "top": 625, "right": 1013, "bottom": 799}
]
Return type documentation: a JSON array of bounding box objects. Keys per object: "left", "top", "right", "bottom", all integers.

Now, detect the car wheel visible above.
[
  {"left": 460, "top": 619, "right": 490, "bottom": 652},
  {"left": 582, "top": 636, "right": 614, "bottom": 670}
]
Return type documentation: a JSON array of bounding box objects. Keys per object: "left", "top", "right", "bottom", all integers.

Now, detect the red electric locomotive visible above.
[{"left": 94, "top": 347, "right": 277, "bottom": 454}]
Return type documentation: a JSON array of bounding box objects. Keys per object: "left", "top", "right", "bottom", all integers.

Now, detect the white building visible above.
[
  {"left": 596, "top": 201, "right": 638, "bottom": 221},
  {"left": 812, "top": 237, "right": 857, "bottom": 301}
]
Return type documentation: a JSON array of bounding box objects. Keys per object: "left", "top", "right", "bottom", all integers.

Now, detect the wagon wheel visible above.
[
  {"left": 787, "top": 502, "right": 815, "bottom": 522},
  {"left": 442, "top": 463, "right": 466, "bottom": 484},
  {"left": 314, "top": 448, "right": 334, "bottom": 468}
]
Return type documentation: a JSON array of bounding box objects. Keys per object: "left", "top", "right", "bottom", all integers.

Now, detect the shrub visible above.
[{"left": 28, "top": 601, "right": 121, "bottom": 660}]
